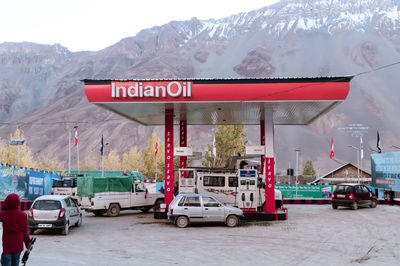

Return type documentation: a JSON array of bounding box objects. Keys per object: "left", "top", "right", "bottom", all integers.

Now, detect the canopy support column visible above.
[
  {"left": 260, "top": 119, "right": 265, "bottom": 174},
  {"left": 165, "top": 107, "right": 174, "bottom": 205},
  {"left": 180, "top": 120, "right": 187, "bottom": 178},
  {"left": 264, "top": 109, "right": 275, "bottom": 213}
]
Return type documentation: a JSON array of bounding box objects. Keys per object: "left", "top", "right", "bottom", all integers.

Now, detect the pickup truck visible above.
[{"left": 78, "top": 176, "right": 164, "bottom": 217}]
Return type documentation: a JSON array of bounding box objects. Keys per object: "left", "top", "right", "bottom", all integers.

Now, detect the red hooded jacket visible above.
[{"left": 0, "top": 193, "right": 30, "bottom": 254}]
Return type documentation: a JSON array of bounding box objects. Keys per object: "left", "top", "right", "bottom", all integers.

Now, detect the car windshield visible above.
[
  {"left": 335, "top": 185, "right": 352, "bottom": 193},
  {"left": 33, "top": 200, "right": 62, "bottom": 210}
]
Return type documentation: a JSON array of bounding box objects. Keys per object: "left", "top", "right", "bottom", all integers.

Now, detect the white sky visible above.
[{"left": 0, "top": 0, "right": 280, "bottom": 52}]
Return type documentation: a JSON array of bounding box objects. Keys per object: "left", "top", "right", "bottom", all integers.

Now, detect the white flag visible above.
[{"left": 360, "top": 136, "right": 364, "bottom": 159}]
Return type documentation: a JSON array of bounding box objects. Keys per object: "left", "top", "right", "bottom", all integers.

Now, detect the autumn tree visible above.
[
  {"left": 202, "top": 125, "right": 247, "bottom": 168},
  {"left": 303, "top": 160, "right": 316, "bottom": 180},
  {"left": 104, "top": 149, "right": 121, "bottom": 171},
  {"left": 81, "top": 151, "right": 101, "bottom": 171},
  {"left": 141, "top": 133, "right": 165, "bottom": 181},
  {"left": 121, "top": 147, "right": 144, "bottom": 172}
]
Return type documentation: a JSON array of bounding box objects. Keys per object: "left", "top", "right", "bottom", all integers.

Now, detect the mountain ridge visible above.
[{"left": 0, "top": 0, "right": 399, "bottom": 175}]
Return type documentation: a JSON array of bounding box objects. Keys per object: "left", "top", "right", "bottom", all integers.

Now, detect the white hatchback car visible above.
[
  {"left": 168, "top": 193, "right": 244, "bottom": 228},
  {"left": 28, "top": 195, "right": 82, "bottom": 235}
]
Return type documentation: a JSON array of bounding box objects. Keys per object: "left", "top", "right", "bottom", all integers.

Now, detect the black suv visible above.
[{"left": 331, "top": 183, "right": 377, "bottom": 210}]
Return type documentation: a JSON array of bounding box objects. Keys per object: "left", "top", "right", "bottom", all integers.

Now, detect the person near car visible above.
[
  {"left": 0, "top": 193, "right": 30, "bottom": 266},
  {"left": 173, "top": 181, "right": 179, "bottom": 196}
]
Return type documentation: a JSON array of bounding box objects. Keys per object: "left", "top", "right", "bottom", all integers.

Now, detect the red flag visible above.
[
  {"left": 330, "top": 137, "right": 334, "bottom": 159},
  {"left": 154, "top": 136, "right": 159, "bottom": 156},
  {"left": 74, "top": 126, "right": 78, "bottom": 146}
]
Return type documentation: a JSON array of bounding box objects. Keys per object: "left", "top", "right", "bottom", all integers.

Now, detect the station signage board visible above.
[
  {"left": 174, "top": 147, "right": 193, "bottom": 156},
  {"left": 245, "top": 145, "right": 265, "bottom": 155},
  {"left": 371, "top": 152, "right": 400, "bottom": 192}
]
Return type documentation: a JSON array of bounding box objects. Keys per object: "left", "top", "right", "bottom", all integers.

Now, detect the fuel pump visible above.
[{"left": 238, "top": 169, "right": 258, "bottom": 212}]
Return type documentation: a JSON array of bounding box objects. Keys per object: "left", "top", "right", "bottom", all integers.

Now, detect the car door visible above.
[
  {"left": 132, "top": 183, "right": 147, "bottom": 206},
  {"left": 361, "top": 186, "right": 373, "bottom": 205},
  {"left": 182, "top": 195, "right": 203, "bottom": 222},
  {"left": 64, "top": 198, "right": 74, "bottom": 225},
  {"left": 202, "top": 195, "right": 225, "bottom": 222},
  {"left": 354, "top": 186, "right": 365, "bottom": 205}
]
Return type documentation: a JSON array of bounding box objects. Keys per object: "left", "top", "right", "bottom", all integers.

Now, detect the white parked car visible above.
[
  {"left": 168, "top": 193, "right": 244, "bottom": 228},
  {"left": 28, "top": 195, "right": 82, "bottom": 235}
]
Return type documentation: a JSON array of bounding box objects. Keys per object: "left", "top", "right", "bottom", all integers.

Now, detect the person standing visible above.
[{"left": 0, "top": 193, "right": 30, "bottom": 266}]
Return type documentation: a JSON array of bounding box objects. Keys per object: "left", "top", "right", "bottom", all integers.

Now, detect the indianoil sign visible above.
[{"left": 85, "top": 79, "right": 350, "bottom": 103}]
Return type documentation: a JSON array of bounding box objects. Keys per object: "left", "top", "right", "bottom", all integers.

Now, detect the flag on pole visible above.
[
  {"left": 377, "top": 130, "right": 381, "bottom": 153},
  {"left": 330, "top": 137, "right": 334, "bottom": 159},
  {"left": 74, "top": 126, "right": 78, "bottom": 146},
  {"left": 360, "top": 136, "right": 364, "bottom": 159},
  {"left": 100, "top": 135, "right": 104, "bottom": 156},
  {"left": 212, "top": 135, "right": 216, "bottom": 157},
  {"left": 154, "top": 136, "right": 159, "bottom": 156}
]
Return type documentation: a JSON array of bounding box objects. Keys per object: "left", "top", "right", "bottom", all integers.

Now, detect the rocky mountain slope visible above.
[{"left": 0, "top": 0, "right": 399, "bottom": 175}]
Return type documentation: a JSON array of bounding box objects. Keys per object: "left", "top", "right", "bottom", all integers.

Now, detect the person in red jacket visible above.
[{"left": 0, "top": 193, "right": 30, "bottom": 266}]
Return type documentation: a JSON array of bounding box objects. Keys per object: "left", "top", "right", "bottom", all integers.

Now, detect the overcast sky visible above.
[{"left": 0, "top": 0, "right": 280, "bottom": 52}]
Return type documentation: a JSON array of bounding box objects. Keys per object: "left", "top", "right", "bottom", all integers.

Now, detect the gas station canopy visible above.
[{"left": 83, "top": 77, "right": 352, "bottom": 126}]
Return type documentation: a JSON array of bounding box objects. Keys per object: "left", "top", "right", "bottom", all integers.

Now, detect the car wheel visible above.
[
  {"left": 226, "top": 215, "right": 239, "bottom": 227},
  {"left": 176, "top": 216, "right": 189, "bottom": 228},
  {"left": 29, "top": 228, "right": 35, "bottom": 235},
  {"left": 351, "top": 202, "right": 358, "bottom": 210},
  {"left": 332, "top": 204, "right": 338, "bottom": 209},
  {"left": 76, "top": 215, "right": 82, "bottom": 227},
  {"left": 107, "top": 204, "right": 120, "bottom": 217},
  {"left": 154, "top": 199, "right": 164, "bottom": 209},
  {"left": 370, "top": 200, "right": 377, "bottom": 208},
  {"left": 61, "top": 223, "right": 69, "bottom": 235}
]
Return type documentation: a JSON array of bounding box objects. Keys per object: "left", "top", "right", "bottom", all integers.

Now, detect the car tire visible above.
[
  {"left": 226, "top": 215, "right": 239, "bottom": 227},
  {"left": 107, "top": 204, "right": 120, "bottom": 217},
  {"left": 29, "top": 228, "right": 35, "bottom": 235},
  {"left": 332, "top": 204, "right": 338, "bottom": 209},
  {"left": 351, "top": 202, "right": 358, "bottom": 210},
  {"left": 154, "top": 199, "right": 164, "bottom": 209},
  {"left": 176, "top": 216, "right": 189, "bottom": 228},
  {"left": 370, "top": 200, "right": 377, "bottom": 208},
  {"left": 61, "top": 223, "right": 69, "bottom": 235},
  {"left": 76, "top": 215, "right": 82, "bottom": 227}
]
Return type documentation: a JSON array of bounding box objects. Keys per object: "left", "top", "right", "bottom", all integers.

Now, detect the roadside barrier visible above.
[
  {"left": 0, "top": 201, "right": 32, "bottom": 210},
  {"left": 283, "top": 199, "right": 399, "bottom": 205}
]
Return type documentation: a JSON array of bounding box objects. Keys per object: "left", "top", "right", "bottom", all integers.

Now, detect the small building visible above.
[{"left": 312, "top": 163, "right": 371, "bottom": 185}]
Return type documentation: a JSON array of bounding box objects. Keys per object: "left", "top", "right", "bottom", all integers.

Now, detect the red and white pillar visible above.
[
  {"left": 164, "top": 107, "right": 174, "bottom": 205},
  {"left": 260, "top": 119, "right": 265, "bottom": 175},
  {"left": 264, "top": 109, "right": 275, "bottom": 213},
  {"left": 179, "top": 119, "right": 187, "bottom": 178}
]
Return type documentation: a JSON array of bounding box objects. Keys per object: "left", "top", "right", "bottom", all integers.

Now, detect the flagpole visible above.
[
  {"left": 77, "top": 141, "right": 80, "bottom": 174},
  {"left": 68, "top": 130, "right": 71, "bottom": 174},
  {"left": 102, "top": 152, "right": 104, "bottom": 177}
]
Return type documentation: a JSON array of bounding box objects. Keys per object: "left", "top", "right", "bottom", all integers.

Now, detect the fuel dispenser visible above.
[{"left": 238, "top": 169, "right": 258, "bottom": 212}]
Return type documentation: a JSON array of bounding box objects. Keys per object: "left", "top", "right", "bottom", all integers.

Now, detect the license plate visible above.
[
  {"left": 38, "top": 224, "right": 52, "bottom": 228},
  {"left": 337, "top": 195, "right": 345, "bottom": 198}
]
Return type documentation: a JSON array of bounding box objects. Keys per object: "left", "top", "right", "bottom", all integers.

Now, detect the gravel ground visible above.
[{"left": 2, "top": 204, "right": 399, "bottom": 266}]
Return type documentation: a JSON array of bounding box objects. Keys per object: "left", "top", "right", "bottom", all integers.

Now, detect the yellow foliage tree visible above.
[
  {"left": 104, "top": 149, "right": 121, "bottom": 171},
  {"left": 121, "top": 147, "right": 143, "bottom": 172},
  {"left": 81, "top": 151, "right": 101, "bottom": 171},
  {"left": 141, "top": 133, "right": 165, "bottom": 181}
]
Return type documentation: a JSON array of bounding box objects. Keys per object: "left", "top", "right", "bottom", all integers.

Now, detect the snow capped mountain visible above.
[{"left": 0, "top": 0, "right": 400, "bottom": 173}]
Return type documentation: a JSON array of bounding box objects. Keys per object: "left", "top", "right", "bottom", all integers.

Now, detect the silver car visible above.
[
  {"left": 167, "top": 193, "right": 244, "bottom": 228},
  {"left": 28, "top": 195, "right": 82, "bottom": 235}
]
